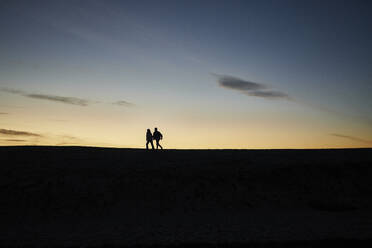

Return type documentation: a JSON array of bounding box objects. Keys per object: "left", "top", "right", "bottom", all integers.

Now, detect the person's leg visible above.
[
  {"left": 146, "top": 140, "right": 149, "bottom": 149},
  {"left": 156, "top": 139, "right": 162, "bottom": 149},
  {"left": 150, "top": 140, "right": 154, "bottom": 149}
]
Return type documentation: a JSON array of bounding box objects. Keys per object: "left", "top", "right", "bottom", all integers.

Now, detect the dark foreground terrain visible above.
[{"left": 0, "top": 146, "right": 372, "bottom": 247}]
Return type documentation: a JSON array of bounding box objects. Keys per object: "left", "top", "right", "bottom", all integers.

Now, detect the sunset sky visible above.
[{"left": 0, "top": 0, "right": 371, "bottom": 149}]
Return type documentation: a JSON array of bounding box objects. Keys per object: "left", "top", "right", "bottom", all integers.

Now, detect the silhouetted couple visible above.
[{"left": 146, "top": 128, "right": 163, "bottom": 150}]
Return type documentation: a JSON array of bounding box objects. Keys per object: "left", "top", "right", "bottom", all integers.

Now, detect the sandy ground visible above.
[{"left": 0, "top": 147, "right": 372, "bottom": 247}]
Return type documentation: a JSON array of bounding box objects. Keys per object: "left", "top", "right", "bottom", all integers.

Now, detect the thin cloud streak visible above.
[
  {"left": 0, "top": 128, "right": 41, "bottom": 137},
  {"left": 3, "top": 139, "right": 27, "bottom": 142},
  {"left": 215, "top": 74, "right": 290, "bottom": 100},
  {"left": 113, "top": 100, "right": 135, "bottom": 107},
  {"left": 26, "top": 94, "right": 91, "bottom": 106},
  {"left": 331, "top": 133, "right": 372, "bottom": 145},
  {"left": 1, "top": 88, "right": 92, "bottom": 106},
  {"left": 0, "top": 112, "right": 9, "bottom": 115},
  {"left": 1, "top": 88, "right": 93, "bottom": 106},
  {"left": 0, "top": 88, "right": 24, "bottom": 94},
  {"left": 1, "top": 88, "right": 132, "bottom": 107},
  {"left": 246, "top": 90, "right": 291, "bottom": 100}
]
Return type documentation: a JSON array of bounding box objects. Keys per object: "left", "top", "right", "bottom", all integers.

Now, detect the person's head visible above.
[
  {"left": 147, "top": 129, "right": 150, "bottom": 132},
  {"left": 155, "top": 127, "right": 158, "bottom": 131}
]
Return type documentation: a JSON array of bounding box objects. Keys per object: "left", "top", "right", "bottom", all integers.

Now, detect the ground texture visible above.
[{"left": 0, "top": 147, "right": 372, "bottom": 247}]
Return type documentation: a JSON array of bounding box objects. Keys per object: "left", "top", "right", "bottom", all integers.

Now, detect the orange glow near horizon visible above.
[{"left": 0, "top": 98, "right": 371, "bottom": 149}]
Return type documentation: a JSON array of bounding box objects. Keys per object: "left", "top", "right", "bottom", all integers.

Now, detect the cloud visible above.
[
  {"left": 3, "top": 139, "right": 27, "bottom": 142},
  {"left": 0, "top": 112, "right": 9, "bottom": 115},
  {"left": 214, "top": 75, "right": 372, "bottom": 128},
  {"left": 215, "top": 74, "right": 290, "bottom": 100},
  {"left": 26, "top": 94, "right": 91, "bottom": 106},
  {"left": 1, "top": 88, "right": 132, "bottom": 107},
  {"left": 246, "top": 90, "right": 291, "bottom": 99},
  {"left": 216, "top": 74, "right": 266, "bottom": 91},
  {"left": 0, "top": 88, "right": 24, "bottom": 94},
  {"left": 0, "top": 128, "right": 41, "bottom": 137},
  {"left": 113, "top": 100, "right": 135, "bottom": 107},
  {"left": 1, "top": 88, "right": 92, "bottom": 106},
  {"left": 331, "top": 133, "right": 372, "bottom": 145}
]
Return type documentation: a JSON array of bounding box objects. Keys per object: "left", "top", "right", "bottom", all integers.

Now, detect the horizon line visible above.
[{"left": 0, "top": 145, "right": 371, "bottom": 150}]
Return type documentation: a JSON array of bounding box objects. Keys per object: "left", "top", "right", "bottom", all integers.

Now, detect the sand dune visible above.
[{"left": 0, "top": 147, "right": 372, "bottom": 247}]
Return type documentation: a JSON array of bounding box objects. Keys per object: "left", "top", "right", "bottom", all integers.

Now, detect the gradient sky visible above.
[{"left": 0, "top": 0, "right": 371, "bottom": 148}]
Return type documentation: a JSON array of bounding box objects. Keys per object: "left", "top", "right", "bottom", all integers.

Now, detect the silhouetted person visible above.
[
  {"left": 153, "top": 127, "right": 163, "bottom": 150},
  {"left": 146, "top": 129, "right": 154, "bottom": 150}
]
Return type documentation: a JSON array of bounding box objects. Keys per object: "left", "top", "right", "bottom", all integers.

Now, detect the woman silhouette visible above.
[{"left": 146, "top": 129, "right": 154, "bottom": 150}]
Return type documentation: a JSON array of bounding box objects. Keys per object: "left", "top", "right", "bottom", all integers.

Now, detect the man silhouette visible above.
[
  {"left": 146, "top": 129, "right": 154, "bottom": 150},
  {"left": 153, "top": 127, "right": 163, "bottom": 150}
]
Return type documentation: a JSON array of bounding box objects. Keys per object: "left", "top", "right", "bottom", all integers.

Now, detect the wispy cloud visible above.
[
  {"left": 0, "top": 112, "right": 9, "bottom": 115},
  {"left": 217, "top": 74, "right": 266, "bottom": 91},
  {"left": 331, "top": 133, "right": 372, "bottom": 145},
  {"left": 246, "top": 90, "right": 291, "bottom": 99},
  {"left": 215, "top": 74, "right": 291, "bottom": 100},
  {"left": 0, "top": 128, "right": 41, "bottom": 137},
  {"left": 3, "top": 139, "right": 27, "bottom": 142},
  {"left": 26, "top": 94, "right": 91, "bottom": 106},
  {"left": 113, "top": 100, "right": 135, "bottom": 107},
  {"left": 1, "top": 88, "right": 133, "bottom": 107},
  {"left": 0, "top": 88, "right": 24, "bottom": 94},
  {"left": 0, "top": 88, "right": 93, "bottom": 106}
]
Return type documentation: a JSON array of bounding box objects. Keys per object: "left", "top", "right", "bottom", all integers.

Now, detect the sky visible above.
[{"left": 0, "top": 0, "right": 371, "bottom": 149}]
